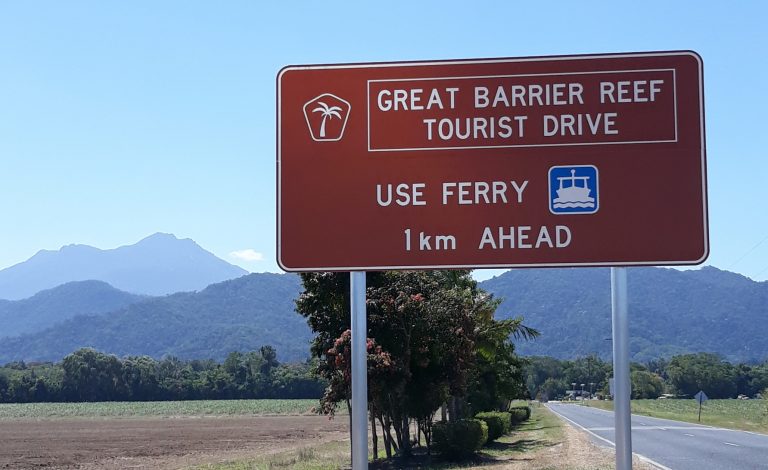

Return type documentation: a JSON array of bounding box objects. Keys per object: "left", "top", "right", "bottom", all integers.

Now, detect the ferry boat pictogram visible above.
[{"left": 552, "top": 169, "right": 595, "bottom": 209}]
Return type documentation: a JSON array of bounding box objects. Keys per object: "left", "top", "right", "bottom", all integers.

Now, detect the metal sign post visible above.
[
  {"left": 695, "top": 390, "right": 708, "bottom": 422},
  {"left": 350, "top": 271, "right": 368, "bottom": 469},
  {"left": 611, "top": 267, "right": 632, "bottom": 470}
]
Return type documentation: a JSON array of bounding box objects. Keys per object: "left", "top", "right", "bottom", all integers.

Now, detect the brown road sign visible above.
[{"left": 277, "top": 51, "right": 707, "bottom": 271}]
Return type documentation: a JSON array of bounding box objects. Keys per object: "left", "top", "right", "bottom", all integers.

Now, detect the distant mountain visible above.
[
  {"left": 0, "top": 233, "right": 248, "bottom": 300},
  {"left": 480, "top": 266, "right": 768, "bottom": 363},
  {"left": 0, "top": 281, "right": 146, "bottom": 338},
  {"left": 0, "top": 273, "right": 309, "bottom": 363},
  {"left": 1, "top": 265, "right": 765, "bottom": 365}
]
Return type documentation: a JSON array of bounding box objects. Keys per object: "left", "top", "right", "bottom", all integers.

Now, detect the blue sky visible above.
[{"left": 0, "top": 1, "right": 766, "bottom": 281}]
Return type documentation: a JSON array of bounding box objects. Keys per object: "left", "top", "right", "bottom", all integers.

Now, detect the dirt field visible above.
[
  {"left": 0, "top": 410, "right": 656, "bottom": 470},
  {"left": 0, "top": 416, "right": 349, "bottom": 470}
]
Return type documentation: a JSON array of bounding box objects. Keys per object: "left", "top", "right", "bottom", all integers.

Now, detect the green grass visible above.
[
  {"left": 583, "top": 398, "right": 768, "bottom": 433},
  {"left": 0, "top": 399, "right": 322, "bottom": 419},
  {"left": 479, "top": 404, "right": 563, "bottom": 459}
]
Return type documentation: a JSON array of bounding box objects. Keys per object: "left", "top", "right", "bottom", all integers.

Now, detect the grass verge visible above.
[
  {"left": 478, "top": 403, "right": 564, "bottom": 461},
  {"left": 193, "top": 404, "right": 577, "bottom": 470}
]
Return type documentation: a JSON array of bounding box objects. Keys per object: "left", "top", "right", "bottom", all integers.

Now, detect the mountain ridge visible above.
[
  {"left": 0, "top": 251, "right": 765, "bottom": 364},
  {"left": 0, "top": 273, "right": 309, "bottom": 363},
  {"left": 0, "top": 233, "right": 248, "bottom": 300},
  {"left": 480, "top": 266, "right": 768, "bottom": 363},
  {"left": 0, "top": 280, "right": 147, "bottom": 338}
]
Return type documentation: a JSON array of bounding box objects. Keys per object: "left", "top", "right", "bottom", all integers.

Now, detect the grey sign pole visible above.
[
  {"left": 611, "top": 267, "right": 632, "bottom": 470},
  {"left": 350, "top": 271, "right": 368, "bottom": 469}
]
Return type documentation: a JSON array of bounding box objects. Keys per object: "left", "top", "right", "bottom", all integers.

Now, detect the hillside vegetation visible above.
[
  {"left": 0, "top": 273, "right": 309, "bottom": 363},
  {"left": 0, "top": 266, "right": 765, "bottom": 364},
  {"left": 0, "top": 281, "right": 146, "bottom": 338},
  {"left": 481, "top": 266, "right": 768, "bottom": 363}
]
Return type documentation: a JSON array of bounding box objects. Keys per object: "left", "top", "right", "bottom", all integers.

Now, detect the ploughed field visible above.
[{"left": 0, "top": 400, "right": 348, "bottom": 470}]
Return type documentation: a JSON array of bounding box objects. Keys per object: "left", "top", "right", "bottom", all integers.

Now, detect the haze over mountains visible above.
[
  {"left": 0, "top": 233, "right": 247, "bottom": 300},
  {"left": 0, "top": 234, "right": 765, "bottom": 364}
]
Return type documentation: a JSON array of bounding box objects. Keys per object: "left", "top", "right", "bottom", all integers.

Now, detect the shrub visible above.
[
  {"left": 432, "top": 419, "right": 488, "bottom": 460},
  {"left": 509, "top": 405, "right": 531, "bottom": 424},
  {"left": 475, "top": 411, "right": 511, "bottom": 441}
]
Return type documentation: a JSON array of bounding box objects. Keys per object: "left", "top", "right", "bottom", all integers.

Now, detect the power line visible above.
[{"left": 729, "top": 233, "right": 768, "bottom": 270}]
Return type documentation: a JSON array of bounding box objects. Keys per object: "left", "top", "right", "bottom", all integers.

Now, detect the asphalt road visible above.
[{"left": 547, "top": 402, "right": 768, "bottom": 470}]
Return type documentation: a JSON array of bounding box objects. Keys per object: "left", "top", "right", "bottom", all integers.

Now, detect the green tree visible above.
[
  {"left": 296, "top": 270, "right": 531, "bottom": 459},
  {"left": 646, "top": 357, "right": 670, "bottom": 380},
  {"left": 540, "top": 377, "right": 567, "bottom": 400},
  {"left": 259, "top": 346, "right": 279, "bottom": 377},
  {"left": 749, "top": 363, "right": 768, "bottom": 397},
  {"left": 0, "top": 372, "right": 9, "bottom": 402},
  {"left": 122, "top": 356, "right": 159, "bottom": 401},
  {"left": 61, "top": 348, "right": 126, "bottom": 401},
  {"left": 735, "top": 362, "right": 768, "bottom": 397},
  {"left": 563, "top": 355, "right": 611, "bottom": 395},
  {"left": 524, "top": 356, "right": 566, "bottom": 400},
  {"left": 666, "top": 353, "right": 737, "bottom": 398},
  {"left": 468, "top": 307, "right": 539, "bottom": 412},
  {"left": 223, "top": 351, "right": 248, "bottom": 397},
  {"left": 297, "top": 271, "right": 473, "bottom": 456},
  {"left": 269, "top": 361, "right": 326, "bottom": 399},
  {"left": 630, "top": 370, "right": 664, "bottom": 399},
  {"left": 8, "top": 372, "right": 37, "bottom": 402}
]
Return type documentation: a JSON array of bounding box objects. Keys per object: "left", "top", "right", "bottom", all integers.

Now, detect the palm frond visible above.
[{"left": 313, "top": 102, "right": 332, "bottom": 114}]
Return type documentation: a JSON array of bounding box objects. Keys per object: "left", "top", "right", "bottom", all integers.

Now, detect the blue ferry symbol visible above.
[{"left": 548, "top": 165, "right": 599, "bottom": 215}]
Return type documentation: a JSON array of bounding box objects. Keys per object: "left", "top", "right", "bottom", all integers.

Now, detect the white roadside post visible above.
[
  {"left": 350, "top": 271, "right": 368, "bottom": 469},
  {"left": 611, "top": 267, "right": 632, "bottom": 470}
]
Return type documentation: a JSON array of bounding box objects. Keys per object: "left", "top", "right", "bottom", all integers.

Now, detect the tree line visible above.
[
  {"left": 0, "top": 346, "right": 326, "bottom": 403},
  {"left": 525, "top": 352, "right": 768, "bottom": 400},
  {"left": 296, "top": 270, "right": 537, "bottom": 459}
]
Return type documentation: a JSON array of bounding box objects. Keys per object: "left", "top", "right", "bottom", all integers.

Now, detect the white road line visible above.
[
  {"left": 546, "top": 405, "right": 673, "bottom": 470},
  {"left": 723, "top": 442, "right": 740, "bottom": 447},
  {"left": 637, "top": 454, "right": 674, "bottom": 470},
  {"left": 587, "top": 426, "right": 713, "bottom": 432},
  {"left": 548, "top": 406, "right": 616, "bottom": 447},
  {"left": 557, "top": 404, "right": 768, "bottom": 437},
  {"left": 684, "top": 433, "right": 695, "bottom": 437}
]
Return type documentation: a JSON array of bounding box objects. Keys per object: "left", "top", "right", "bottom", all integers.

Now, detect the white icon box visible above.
[
  {"left": 548, "top": 165, "right": 599, "bottom": 215},
  {"left": 303, "top": 94, "right": 351, "bottom": 142}
]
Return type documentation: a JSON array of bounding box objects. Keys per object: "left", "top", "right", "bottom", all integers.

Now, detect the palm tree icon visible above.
[{"left": 312, "top": 101, "right": 342, "bottom": 138}]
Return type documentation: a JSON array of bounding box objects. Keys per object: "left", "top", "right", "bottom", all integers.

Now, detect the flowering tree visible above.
[{"left": 296, "top": 270, "right": 533, "bottom": 460}]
